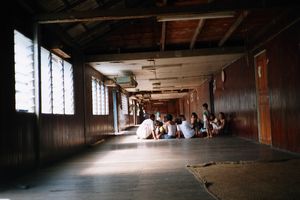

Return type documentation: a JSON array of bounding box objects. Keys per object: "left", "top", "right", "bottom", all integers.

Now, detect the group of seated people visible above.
[{"left": 136, "top": 110, "right": 227, "bottom": 140}]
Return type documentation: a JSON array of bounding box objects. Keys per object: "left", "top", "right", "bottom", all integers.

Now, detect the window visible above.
[
  {"left": 105, "top": 86, "right": 109, "bottom": 114},
  {"left": 121, "top": 93, "right": 128, "bottom": 115},
  {"left": 41, "top": 47, "right": 74, "bottom": 114},
  {"left": 92, "top": 77, "right": 109, "bottom": 115},
  {"left": 64, "top": 61, "right": 74, "bottom": 114},
  {"left": 129, "top": 99, "right": 134, "bottom": 116},
  {"left": 14, "top": 30, "right": 35, "bottom": 113}
]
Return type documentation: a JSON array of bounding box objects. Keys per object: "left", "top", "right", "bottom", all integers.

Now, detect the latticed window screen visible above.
[
  {"left": 14, "top": 30, "right": 35, "bottom": 113},
  {"left": 121, "top": 93, "right": 128, "bottom": 115},
  {"left": 64, "top": 61, "right": 74, "bottom": 114},
  {"left": 41, "top": 47, "right": 74, "bottom": 114},
  {"left": 105, "top": 86, "right": 109, "bottom": 115},
  {"left": 41, "top": 47, "right": 52, "bottom": 114},
  {"left": 100, "top": 82, "right": 105, "bottom": 115},
  {"left": 92, "top": 77, "right": 109, "bottom": 115},
  {"left": 51, "top": 54, "right": 64, "bottom": 114},
  {"left": 92, "top": 77, "right": 98, "bottom": 115}
]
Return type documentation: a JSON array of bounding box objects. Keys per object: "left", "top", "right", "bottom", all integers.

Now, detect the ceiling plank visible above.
[
  {"left": 190, "top": 19, "right": 205, "bottom": 49},
  {"left": 218, "top": 10, "right": 249, "bottom": 47},
  {"left": 36, "top": 1, "right": 294, "bottom": 24},
  {"left": 86, "top": 46, "right": 244, "bottom": 62}
]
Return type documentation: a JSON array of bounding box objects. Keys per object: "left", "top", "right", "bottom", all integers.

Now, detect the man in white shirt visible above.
[
  {"left": 136, "top": 114, "right": 156, "bottom": 139},
  {"left": 178, "top": 115, "right": 195, "bottom": 139}
]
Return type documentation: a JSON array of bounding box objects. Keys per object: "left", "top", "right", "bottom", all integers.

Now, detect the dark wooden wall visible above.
[
  {"left": 39, "top": 51, "right": 85, "bottom": 164},
  {"left": 264, "top": 21, "right": 300, "bottom": 152},
  {"left": 84, "top": 65, "right": 115, "bottom": 144},
  {"left": 214, "top": 57, "right": 258, "bottom": 140},
  {"left": 0, "top": 5, "right": 118, "bottom": 179},
  {"left": 214, "top": 21, "right": 300, "bottom": 153},
  {"left": 1, "top": 8, "right": 38, "bottom": 178}
]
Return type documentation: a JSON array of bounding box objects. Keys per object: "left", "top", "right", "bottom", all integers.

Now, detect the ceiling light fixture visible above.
[{"left": 157, "top": 11, "right": 235, "bottom": 22}]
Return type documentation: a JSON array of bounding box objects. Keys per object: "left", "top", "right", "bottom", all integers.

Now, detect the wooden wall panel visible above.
[
  {"left": 213, "top": 21, "right": 300, "bottom": 153},
  {"left": 40, "top": 51, "right": 85, "bottom": 164},
  {"left": 144, "top": 99, "right": 179, "bottom": 120},
  {"left": 1, "top": 12, "right": 38, "bottom": 178},
  {"left": 214, "top": 57, "right": 258, "bottom": 140},
  {"left": 264, "top": 21, "right": 300, "bottom": 152},
  {"left": 84, "top": 65, "right": 115, "bottom": 143}
]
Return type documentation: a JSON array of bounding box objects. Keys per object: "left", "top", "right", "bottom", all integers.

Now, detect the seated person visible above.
[
  {"left": 162, "top": 114, "right": 177, "bottom": 139},
  {"left": 209, "top": 114, "right": 218, "bottom": 130},
  {"left": 191, "top": 112, "right": 200, "bottom": 136},
  {"left": 155, "top": 120, "right": 165, "bottom": 139},
  {"left": 136, "top": 114, "right": 156, "bottom": 139},
  {"left": 212, "top": 112, "right": 226, "bottom": 135},
  {"left": 178, "top": 115, "right": 195, "bottom": 139},
  {"left": 174, "top": 117, "right": 183, "bottom": 138}
]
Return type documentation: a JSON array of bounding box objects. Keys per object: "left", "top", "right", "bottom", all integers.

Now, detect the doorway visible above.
[{"left": 255, "top": 50, "right": 272, "bottom": 145}]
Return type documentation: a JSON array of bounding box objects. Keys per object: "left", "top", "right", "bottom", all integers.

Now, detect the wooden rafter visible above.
[
  {"left": 190, "top": 19, "right": 205, "bottom": 49},
  {"left": 218, "top": 10, "right": 249, "bottom": 47},
  {"left": 35, "top": 1, "right": 295, "bottom": 24},
  {"left": 86, "top": 46, "right": 245, "bottom": 62}
]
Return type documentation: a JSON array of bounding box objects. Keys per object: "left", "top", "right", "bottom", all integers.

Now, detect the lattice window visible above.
[
  {"left": 41, "top": 47, "right": 74, "bottom": 114},
  {"left": 92, "top": 77, "right": 109, "bottom": 115},
  {"left": 14, "top": 30, "right": 35, "bottom": 113},
  {"left": 121, "top": 93, "right": 128, "bottom": 115}
]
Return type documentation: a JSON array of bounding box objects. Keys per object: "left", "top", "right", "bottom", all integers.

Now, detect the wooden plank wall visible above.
[
  {"left": 214, "top": 21, "right": 300, "bottom": 152},
  {"left": 214, "top": 57, "right": 258, "bottom": 140},
  {"left": 39, "top": 51, "right": 85, "bottom": 163},
  {"left": 0, "top": 5, "right": 118, "bottom": 178},
  {"left": 264, "top": 21, "right": 300, "bottom": 152},
  {"left": 1, "top": 11, "right": 38, "bottom": 178},
  {"left": 144, "top": 99, "right": 180, "bottom": 120},
  {"left": 84, "top": 65, "right": 115, "bottom": 144}
]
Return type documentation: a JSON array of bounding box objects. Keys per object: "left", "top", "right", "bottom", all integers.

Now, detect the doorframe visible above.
[{"left": 254, "top": 49, "right": 272, "bottom": 145}]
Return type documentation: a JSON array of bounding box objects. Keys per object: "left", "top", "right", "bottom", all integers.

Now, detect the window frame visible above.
[{"left": 91, "top": 77, "right": 109, "bottom": 116}]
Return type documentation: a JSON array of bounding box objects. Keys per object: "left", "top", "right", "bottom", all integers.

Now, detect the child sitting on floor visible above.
[{"left": 155, "top": 120, "right": 165, "bottom": 139}]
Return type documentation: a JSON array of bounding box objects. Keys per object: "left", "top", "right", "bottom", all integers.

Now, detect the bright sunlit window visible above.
[
  {"left": 41, "top": 47, "right": 74, "bottom": 115},
  {"left": 121, "top": 93, "right": 128, "bottom": 115},
  {"left": 92, "top": 77, "right": 109, "bottom": 115},
  {"left": 14, "top": 30, "right": 35, "bottom": 113}
]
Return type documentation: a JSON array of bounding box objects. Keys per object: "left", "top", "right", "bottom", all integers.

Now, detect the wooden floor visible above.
[{"left": 0, "top": 128, "right": 297, "bottom": 200}]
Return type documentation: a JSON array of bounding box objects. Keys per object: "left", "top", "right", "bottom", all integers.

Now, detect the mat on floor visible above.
[{"left": 187, "top": 159, "right": 300, "bottom": 200}]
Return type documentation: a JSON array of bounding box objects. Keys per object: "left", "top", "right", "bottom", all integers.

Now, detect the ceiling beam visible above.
[
  {"left": 35, "top": 1, "right": 294, "bottom": 24},
  {"left": 218, "top": 10, "right": 249, "bottom": 47},
  {"left": 86, "top": 46, "right": 245, "bottom": 62},
  {"left": 190, "top": 19, "right": 205, "bottom": 49}
]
